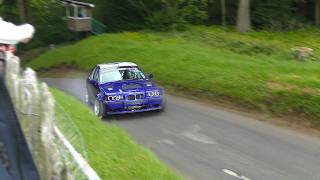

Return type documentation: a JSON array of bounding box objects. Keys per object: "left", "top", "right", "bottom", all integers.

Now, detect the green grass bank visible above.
[
  {"left": 52, "top": 89, "right": 180, "bottom": 180},
  {"left": 30, "top": 26, "right": 320, "bottom": 126}
]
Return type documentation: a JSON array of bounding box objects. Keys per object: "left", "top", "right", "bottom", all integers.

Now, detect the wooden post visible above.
[
  {"left": 22, "top": 68, "right": 41, "bottom": 160},
  {"left": 66, "top": 6, "right": 70, "bottom": 17},
  {"left": 74, "top": 5, "right": 78, "bottom": 18},
  {"left": 40, "top": 83, "right": 64, "bottom": 179}
]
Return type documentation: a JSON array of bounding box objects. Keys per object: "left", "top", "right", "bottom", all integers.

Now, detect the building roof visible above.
[
  {"left": 63, "top": 0, "right": 95, "bottom": 8},
  {"left": 98, "top": 62, "right": 138, "bottom": 69}
]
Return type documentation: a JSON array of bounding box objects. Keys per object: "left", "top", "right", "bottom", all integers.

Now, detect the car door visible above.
[{"left": 87, "top": 66, "right": 97, "bottom": 104}]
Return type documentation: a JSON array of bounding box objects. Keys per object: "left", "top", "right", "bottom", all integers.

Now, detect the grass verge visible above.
[
  {"left": 51, "top": 88, "right": 180, "bottom": 180},
  {"left": 29, "top": 26, "right": 320, "bottom": 126}
]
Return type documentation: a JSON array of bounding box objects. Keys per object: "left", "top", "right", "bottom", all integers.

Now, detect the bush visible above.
[
  {"left": 227, "top": 41, "right": 276, "bottom": 56},
  {"left": 146, "top": 8, "right": 186, "bottom": 31},
  {"left": 178, "top": 0, "right": 208, "bottom": 25},
  {"left": 252, "top": 0, "right": 308, "bottom": 31},
  {"left": 290, "top": 47, "right": 315, "bottom": 61},
  {"left": 146, "top": 0, "right": 208, "bottom": 31}
]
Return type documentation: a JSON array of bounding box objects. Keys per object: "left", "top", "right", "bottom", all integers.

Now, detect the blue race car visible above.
[{"left": 86, "top": 62, "right": 166, "bottom": 117}]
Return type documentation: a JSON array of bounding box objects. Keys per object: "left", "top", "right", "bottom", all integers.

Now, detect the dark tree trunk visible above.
[
  {"left": 221, "top": 0, "right": 226, "bottom": 26},
  {"left": 17, "top": 0, "right": 29, "bottom": 23},
  {"left": 207, "top": 0, "right": 215, "bottom": 24},
  {"left": 237, "top": 0, "right": 251, "bottom": 32},
  {"left": 315, "top": 0, "right": 320, "bottom": 26}
]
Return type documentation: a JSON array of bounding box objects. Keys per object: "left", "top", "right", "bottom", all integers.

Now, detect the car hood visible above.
[{"left": 99, "top": 79, "right": 157, "bottom": 94}]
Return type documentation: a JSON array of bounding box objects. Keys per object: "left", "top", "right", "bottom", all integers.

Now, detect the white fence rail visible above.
[{"left": 4, "top": 52, "right": 100, "bottom": 180}]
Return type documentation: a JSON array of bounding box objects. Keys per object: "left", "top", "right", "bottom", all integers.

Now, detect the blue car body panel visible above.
[{"left": 99, "top": 79, "right": 165, "bottom": 115}]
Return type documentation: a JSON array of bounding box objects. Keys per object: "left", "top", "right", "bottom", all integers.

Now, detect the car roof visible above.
[{"left": 97, "top": 62, "right": 138, "bottom": 69}]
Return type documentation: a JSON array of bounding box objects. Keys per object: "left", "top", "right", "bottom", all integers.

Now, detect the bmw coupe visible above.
[{"left": 86, "top": 62, "right": 166, "bottom": 117}]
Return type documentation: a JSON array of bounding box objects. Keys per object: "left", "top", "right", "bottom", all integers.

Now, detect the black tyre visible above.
[
  {"left": 158, "top": 97, "right": 167, "bottom": 112},
  {"left": 93, "top": 98, "right": 106, "bottom": 118}
]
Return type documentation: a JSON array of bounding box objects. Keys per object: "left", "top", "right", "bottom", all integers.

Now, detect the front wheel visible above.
[
  {"left": 158, "top": 97, "right": 167, "bottom": 112},
  {"left": 94, "top": 98, "right": 106, "bottom": 118}
]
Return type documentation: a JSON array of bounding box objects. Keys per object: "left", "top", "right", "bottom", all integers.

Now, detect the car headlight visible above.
[
  {"left": 146, "top": 90, "right": 160, "bottom": 97},
  {"left": 145, "top": 82, "right": 153, "bottom": 87},
  {"left": 107, "top": 95, "right": 123, "bottom": 101}
]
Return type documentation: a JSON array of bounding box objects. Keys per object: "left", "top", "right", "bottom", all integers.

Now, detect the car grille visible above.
[
  {"left": 127, "top": 94, "right": 144, "bottom": 100},
  {"left": 128, "top": 95, "right": 135, "bottom": 100},
  {"left": 136, "top": 94, "right": 144, "bottom": 99}
]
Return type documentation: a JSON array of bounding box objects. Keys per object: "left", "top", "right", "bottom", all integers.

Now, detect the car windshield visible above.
[{"left": 100, "top": 67, "right": 146, "bottom": 83}]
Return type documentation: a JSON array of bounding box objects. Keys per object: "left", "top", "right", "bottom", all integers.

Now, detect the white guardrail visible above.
[{"left": 4, "top": 52, "right": 101, "bottom": 180}]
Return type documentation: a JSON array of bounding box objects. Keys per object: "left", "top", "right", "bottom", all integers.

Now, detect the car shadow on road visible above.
[{"left": 104, "top": 111, "right": 162, "bottom": 122}]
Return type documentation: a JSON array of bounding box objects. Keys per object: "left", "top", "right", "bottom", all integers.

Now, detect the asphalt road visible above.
[{"left": 43, "top": 77, "right": 320, "bottom": 180}]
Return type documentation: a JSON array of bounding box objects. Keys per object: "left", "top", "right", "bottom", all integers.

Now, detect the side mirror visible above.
[{"left": 148, "top": 74, "right": 154, "bottom": 79}]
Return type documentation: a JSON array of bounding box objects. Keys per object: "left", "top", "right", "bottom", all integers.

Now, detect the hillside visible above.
[{"left": 28, "top": 26, "right": 320, "bottom": 126}]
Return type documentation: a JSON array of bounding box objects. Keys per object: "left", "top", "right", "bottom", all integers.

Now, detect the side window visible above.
[
  {"left": 89, "top": 67, "right": 96, "bottom": 80},
  {"left": 93, "top": 68, "right": 100, "bottom": 82}
]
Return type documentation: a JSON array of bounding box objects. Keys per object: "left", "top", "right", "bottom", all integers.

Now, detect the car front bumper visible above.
[{"left": 104, "top": 97, "right": 164, "bottom": 115}]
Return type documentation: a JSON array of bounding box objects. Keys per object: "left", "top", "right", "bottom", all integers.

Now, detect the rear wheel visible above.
[
  {"left": 94, "top": 98, "right": 106, "bottom": 118},
  {"left": 85, "top": 93, "right": 91, "bottom": 106}
]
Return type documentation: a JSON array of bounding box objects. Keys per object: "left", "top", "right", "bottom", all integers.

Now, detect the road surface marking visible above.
[
  {"left": 222, "top": 169, "right": 251, "bottom": 180},
  {"left": 157, "top": 139, "right": 175, "bottom": 146},
  {"left": 179, "top": 124, "right": 216, "bottom": 144}
]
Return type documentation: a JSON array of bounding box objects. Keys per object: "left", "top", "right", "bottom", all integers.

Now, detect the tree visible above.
[
  {"left": 178, "top": 0, "right": 208, "bottom": 25},
  {"left": 315, "top": 0, "right": 320, "bottom": 25},
  {"left": 207, "top": 0, "right": 214, "bottom": 23},
  {"left": 237, "top": 0, "right": 251, "bottom": 32},
  {"left": 221, "top": 0, "right": 226, "bottom": 26},
  {"left": 17, "top": 0, "right": 29, "bottom": 22}
]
